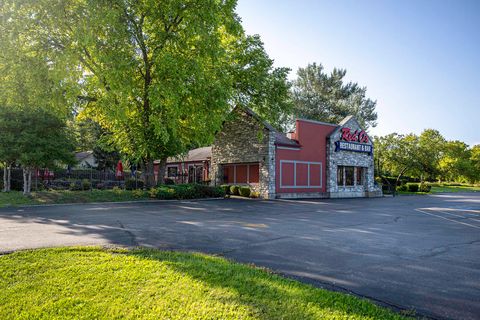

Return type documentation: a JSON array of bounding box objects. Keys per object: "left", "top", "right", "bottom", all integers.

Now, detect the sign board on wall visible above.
[{"left": 335, "top": 128, "right": 372, "bottom": 155}]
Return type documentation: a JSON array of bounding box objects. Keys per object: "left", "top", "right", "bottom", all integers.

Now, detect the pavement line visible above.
[
  {"left": 436, "top": 210, "right": 480, "bottom": 225},
  {"left": 415, "top": 209, "right": 480, "bottom": 230}
]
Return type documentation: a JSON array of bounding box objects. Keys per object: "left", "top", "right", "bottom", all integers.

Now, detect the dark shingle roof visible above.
[{"left": 166, "top": 146, "right": 212, "bottom": 163}]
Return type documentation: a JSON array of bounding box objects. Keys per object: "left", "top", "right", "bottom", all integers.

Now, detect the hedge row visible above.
[
  {"left": 220, "top": 185, "right": 258, "bottom": 198},
  {"left": 148, "top": 184, "right": 225, "bottom": 200},
  {"left": 396, "top": 182, "right": 431, "bottom": 193}
]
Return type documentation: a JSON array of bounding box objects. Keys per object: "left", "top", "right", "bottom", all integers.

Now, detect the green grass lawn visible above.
[
  {"left": 0, "top": 190, "right": 151, "bottom": 207},
  {"left": 431, "top": 185, "right": 480, "bottom": 193},
  {"left": 0, "top": 247, "right": 408, "bottom": 320}
]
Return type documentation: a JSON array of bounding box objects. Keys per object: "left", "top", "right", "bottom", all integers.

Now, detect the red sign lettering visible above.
[{"left": 340, "top": 127, "right": 369, "bottom": 143}]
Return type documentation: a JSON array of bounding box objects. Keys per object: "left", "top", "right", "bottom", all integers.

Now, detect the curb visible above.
[{"left": 0, "top": 197, "right": 227, "bottom": 210}]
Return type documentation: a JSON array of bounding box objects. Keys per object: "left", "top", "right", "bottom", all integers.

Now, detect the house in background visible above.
[
  {"left": 154, "top": 146, "right": 211, "bottom": 184},
  {"left": 75, "top": 151, "right": 97, "bottom": 168}
]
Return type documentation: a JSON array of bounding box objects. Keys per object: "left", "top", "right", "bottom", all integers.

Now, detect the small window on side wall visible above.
[{"left": 167, "top": 167, "right": 178, "bottom": 177}]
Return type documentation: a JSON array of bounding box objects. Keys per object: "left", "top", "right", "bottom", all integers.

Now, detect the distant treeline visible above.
[{"left": 374, "top": 129, "right": 480, "bottom": 185}]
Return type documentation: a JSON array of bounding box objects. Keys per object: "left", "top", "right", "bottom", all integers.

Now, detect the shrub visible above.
[
  {"left": 396, "top": 184, "right": 407, "bottom": 192},
  {"left": 406, "top": 183, "right": 419, "bottom": 192},
  {"left": 148, "top": 188, "right": 159, "bottom": 198},
  {"left": 125, "top": 178, "right": 144, "bottom": 190},
  {"left": 10, "top": 179, "right": 23, "bottom": 191},
  {"left": 81, "top": 179, "right": 91, "bottom": 191},
  {"left": 151, "top": 184, "right": 225, "bottom": 200},
  {"left": 164, "top": 178, "right": 175, "bottom": 185},
  {"left": 250, "top": 191, "right": 260, "bottom": 198},
  {"left": 69, "top": 182, "right": 81, "bottom": 191},
  {"left": 230, "top": 185, "right": 239, "bottom": 195},
  {"left": 112, "top": 186, "right": 123, "bottom": 195},
  {"left": 419, "top": 182, "right": 431, "bottom": 193},
  {"left": 132, "top": 189, "right": 146, "bottom": 198},
  {"left": 239, "top": 186, "right": 251, "bottom": 197},
  {"left": 220, "top": 184, "right": 230, "bottom": 195}
]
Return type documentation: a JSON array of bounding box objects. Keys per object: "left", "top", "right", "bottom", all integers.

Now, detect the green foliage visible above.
[
  {"left": 81, "top": 179, "right": 91, "bottom": 191},
  {"left": 419, "top": 182, "right": 431, "bottom": 193},
  {"left": 406, "top": 183, "right": 419, "bottom": 193},
  {"left": 220, "top": 184, "right": 231, "bottom": 195},
  {"left": 229, "top": 185, "right": 240, "bottom": 195},
  {"left": 0, "top": 247, "right": 406, "bottom": 319},
  {"left": 0, "top": 106, "right": 75, "bottom": 169},
  {"left": 2, "top": 0, "right": 292, "bottom": 188},
  {"left": 238, "top": 186, "right": 251, "bottom": 197},
  {"left": 396, "top": 184, "right": 408, "bottom": 192},
  {"left": 150, "top": 184, "right": 225, "bottom": 200},
  {"left": 375, "top": 130, "right": 480, "bottom": 184},
  {"left": 291, "top": 63, "right": 377, "bottom": 129},
  {"left": 125, "top": 178, "right": 144, "bottom": 191}
]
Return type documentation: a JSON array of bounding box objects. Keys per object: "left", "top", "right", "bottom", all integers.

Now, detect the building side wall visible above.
[
  {"left": 211, "top": 109, "right": 274, "bottom": 198},
  {"left": 275, "top": 120, "right": 336, "bottom": 198},
  {"left": 326, "top": 118, "right": 382, "bottom": 198}
]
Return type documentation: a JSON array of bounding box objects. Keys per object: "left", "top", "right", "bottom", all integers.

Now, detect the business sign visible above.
[
  {"left": 335, "top": 141, "right": 372, "bottom": 154},
  {"left": 335, "top": 127, "right": 372, "bottom": 154},
  {"left": 340, "top": 128, "right": 369, "bottom": 143}
]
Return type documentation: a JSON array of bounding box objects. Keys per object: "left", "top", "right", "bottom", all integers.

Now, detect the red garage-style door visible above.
[{"left": 223, "top": 163, "right": 259, "bottom": 184}]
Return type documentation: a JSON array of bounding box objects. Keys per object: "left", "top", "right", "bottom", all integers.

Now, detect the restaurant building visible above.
[{"left": 160, "top": 107, "right": 382, "bottom": 199}]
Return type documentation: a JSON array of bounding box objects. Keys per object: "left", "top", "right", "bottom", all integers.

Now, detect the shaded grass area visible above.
[
  {"left": 0, "top": 190, "right": 151, "bottom": 207},
  {"left": 0, "top": 247, "right": 408, "bottom": 320},
  {"left": 431, "top": 185, "right": 480, "bottom": 193}
]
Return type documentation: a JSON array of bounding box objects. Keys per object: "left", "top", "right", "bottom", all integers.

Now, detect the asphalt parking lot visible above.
[{"left": 1, "top": 193, "right": 479, "bottom": 319}]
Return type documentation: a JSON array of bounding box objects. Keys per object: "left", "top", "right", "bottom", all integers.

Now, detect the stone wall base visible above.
[{"left": 276, "top": 192, "right": 329, "bottom": 199}]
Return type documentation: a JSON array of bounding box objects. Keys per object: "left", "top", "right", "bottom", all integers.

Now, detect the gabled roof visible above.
[
  {"left": 165, "top": 146, "right": 212, "bottom": 164},
  {"left": 327, "top": 115, "right": 368, "bottom": 139},
  {"left": 75, "top": 151, "right": 94, "bottom": 162},
  {"left": 237, "top": 106, "right": 300, "bottom": 147}
]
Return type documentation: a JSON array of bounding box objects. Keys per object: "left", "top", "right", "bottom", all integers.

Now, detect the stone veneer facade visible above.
[
  {"left": 211, "top": 108, "right": 276, "bottom": 199},
  {"left": 326, "top": 117, "right": 382, "bottom": 198}
]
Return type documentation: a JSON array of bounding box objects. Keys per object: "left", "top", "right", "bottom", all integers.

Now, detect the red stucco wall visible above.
[{"left": 275, "top": 120, "right": 337, "bottom": 194}]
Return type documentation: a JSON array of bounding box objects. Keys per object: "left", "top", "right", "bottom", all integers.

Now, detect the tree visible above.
[
  {"left": 415, "top": 129, "right": 446, "bottom": 182},
  {"left": 291, "top": 63, "right": 377, "bottom": 129},
  {"left": 4, "top": 0, "right": 292, "bottom": 187},
  {"left": 374, "top": 133, "right": 420, "bottom": 194},
  {"left": 0, "top": 106, "right": 22, "bottom": 192},
  {"left": 469, "top": 145, "right": 480, "bottom": 183},
  {"left": 438, "top": 141, "right": 472, "bottom": 182},
  {"left": 0, "top": 107, "right": 75, "bottom": 195},
  {"left": 72, "top": 119, "right": 120, "bottom": 171},
  {"left": 0, "top": 2, "right": 78, "bottom": 119}
]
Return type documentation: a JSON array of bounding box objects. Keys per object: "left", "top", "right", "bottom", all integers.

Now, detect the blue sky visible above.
[{"left": 235, "top": 0, "right": 480, "bottom": 146}]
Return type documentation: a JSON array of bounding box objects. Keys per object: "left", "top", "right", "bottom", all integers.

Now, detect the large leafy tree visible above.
[
  {"left": 0, "top": 107, "right": 21, "bottom": 192},
  {"left": 415, "top": 129, "right": 446, "bottom": 181},
  {"left": 0, "top": 106, "right": 75, "bottom": 194},
  {"left": 3, "top": 0, "right": 291, "bottom": 187},
  {"left": 0, "top": 2, "right": 79, "bottom": 118},
  {"left": 374, "top": 133, "right": 420, "bottom": 193},
  {"left": 438, "top": 141, "right": 472, "bottom": 182},
  {"left": 291, "top": 63, "right": 377, "bottom": 129}
]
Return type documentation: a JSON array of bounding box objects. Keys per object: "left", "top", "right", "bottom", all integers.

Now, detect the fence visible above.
[{"left": 0, "top": 168, "right": 156, "bottom": 192}]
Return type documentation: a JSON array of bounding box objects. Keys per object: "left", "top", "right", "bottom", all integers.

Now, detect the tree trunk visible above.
[
  {"left": 157, "top": 158, "right": 167, "bottom": 185},
  {"left": 23, "top": 167, "right": 28, "bottom": 195},
  {"left": 3, "top": 165, "right": 7, "bottom": 192},
  {"left": 28, "top": 170, "right": 32, "bottom": 193},
  {"left": 23, "top": 167, "right": 32, "bottom": 195},
  {"left": 7, "top": 165, "right": 11, "bottom": 192},
  {"left": 144, "top": 159, "right": 156, "bottom": 188}
]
